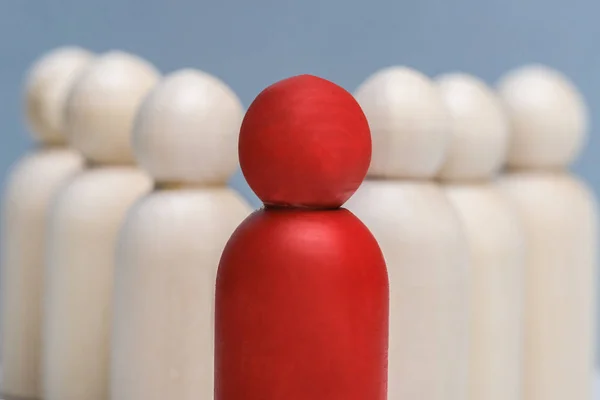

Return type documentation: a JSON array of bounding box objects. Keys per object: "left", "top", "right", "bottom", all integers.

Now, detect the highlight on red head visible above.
[{"left": 238, "top": 74, "right": 371, "bottom": 209}]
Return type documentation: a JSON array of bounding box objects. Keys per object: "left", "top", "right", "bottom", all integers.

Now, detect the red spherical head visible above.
[{"left": 239, "top": 74, "right": 371, "bottom": 208}]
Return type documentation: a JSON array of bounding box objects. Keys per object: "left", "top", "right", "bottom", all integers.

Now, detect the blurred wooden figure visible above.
[
  {"left": 497, "top": 65, "right": 597, "bottom": 400},
  {"left": 345, "top": 67, "right": 470, "bottom": 400},
  {"left": 437, "top": 73, "right": 525, "bottom": 400},
  {"left": 0, "top": 47, "right": 94, "bottom": 400},
  {"left": 42, "top": 51, "right": 159, "bottom": 400},
  {"left": 111, "top": 69, "right": 252, "bottom": 400}
]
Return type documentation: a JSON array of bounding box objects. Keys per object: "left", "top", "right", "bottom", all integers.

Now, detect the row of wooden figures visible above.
[{"left": 0, "top": 46, "right": 595, "bottom": 400}]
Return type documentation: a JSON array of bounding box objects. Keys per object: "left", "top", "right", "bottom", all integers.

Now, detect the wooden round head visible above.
[
  {"left": 437, "top": 73, "right": 509, "bottom": 182},
  {"left": 354, "top": 66, "right": 449, "bottom": 180},
  {"left": 239, "top": 74, "right": 371, "bottom": 208},
  {"left": 497, "top": 65, "right": 588, "bottom": 169},
  {"left": 24, "top": 46, "right": 95, "bottom": 145},
  {"left": 133, "top": 69, "right": 244, "bottom": 185},
  {"left": 64, "top": 51, "right": 160, "bottom": 165}
]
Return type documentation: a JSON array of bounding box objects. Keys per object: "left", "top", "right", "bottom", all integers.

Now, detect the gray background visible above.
[{"left": 1, "top": 0, "right": 599, "bottom": 358}]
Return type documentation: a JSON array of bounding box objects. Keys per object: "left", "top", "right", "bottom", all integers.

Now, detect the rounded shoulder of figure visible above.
[
  {"left": 3, "top": 149, "right": 83, "bottom": 202},
  {"left": 67, "top": 167, "right": 149, "bottom": 189},
  {"left": 126, "top": 187, "right": 251, "bottom": 224},
  {"left": 219, "top": 208, "right": 384, "bottom": 268},
  {"left": 52, "top": 167, "right": 151, "bottom": 213},
  {"left": 445, "top": 183, "right": 526, "bottom": 247},
  {"left": 501, "top": 171, "right": 590, "bottom": 197},
  {"left": 560, "top": 175, "right": 598, "bottom": 218},
  {"left": 118, "top": 189, "right": 250, "bottom": 250},
  {"left": 445, "top": 183, "right": 518, "bottom": 217},
  {"left": 7, "top": 148, "right": 82, "bottom": 179},
  {"left": 346, "top": 180, "right": 458, "bottom": 224},
  {"left": 499, "top": 172, "right": 597, "bottom": 221}
]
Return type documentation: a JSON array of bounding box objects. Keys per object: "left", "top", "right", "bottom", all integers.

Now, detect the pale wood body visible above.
[
  {"left": 1, "top": 148, "right": 83, "bottom": 399},
  {"left": 108, "top": 68, "right": 247, "bottom": 400},
  {"left": 499, "top": 172, "right": 597, "bottom": 400},
  {"left": 435, "top": 73, "right": 524, "bottom": 400},
  {"left": 346, "top": 180, "right": 470, "bottom": 400},
  {"left": 444, "top": 183, "right": 525, "bottom": 400},
  {"left": 43, "top": 167, "right": 152, "bottom": 400},
  {"left": 111, "top": 187, "right": 250, "bottom": 400}
]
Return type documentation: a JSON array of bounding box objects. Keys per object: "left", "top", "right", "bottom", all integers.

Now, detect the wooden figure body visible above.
[
  {"left": 215, "top": 75, "right": 389, "bottom": 400},
  {"left": 0, "top": 47, "right": 94, "bottom": 400},
  {"left": 42, "top": 51, "right": 159, "bottom": 400},
  {"left": 345, "top": 67, "right": 470, "bottom": 400},
  {"left": 110, "top": 69, "right": 252, "bottom": 400},
  {"left": 497, "top": 66, "right": 597, "bottom": 400},
  {"left": 437, "top": 74, "right": 525, "bottom": 400}
]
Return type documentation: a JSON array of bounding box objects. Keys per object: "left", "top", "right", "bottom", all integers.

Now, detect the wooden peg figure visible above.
[
  {"left": 215, "top": 75, "right": 389, "bottom": 400},
  {"left": 345, "top": 67, "right": 470, "bottom": 400},
  {"left": 110, "top": 69, "right": 252, "bottom": 400},
  {"left": 497, "top": 65, "right": 597, "bottom": 400},
  {"left": 437, "top": 73, "right": 525, "bottom": 400},
  {"left": 1, "top": 46, "right": 94, "bottom": 400},
  {"left": 42, "top": 51, "right": 160, "bottom": 400}
]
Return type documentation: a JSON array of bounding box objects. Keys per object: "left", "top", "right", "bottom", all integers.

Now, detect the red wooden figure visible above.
[{"left": 215, "top": 75, "right": 389, "bottom": 400}]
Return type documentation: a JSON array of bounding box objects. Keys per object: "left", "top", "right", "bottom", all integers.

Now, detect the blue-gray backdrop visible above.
[{"left": 1, "top": 0, "right": 599, "bottom": 357}]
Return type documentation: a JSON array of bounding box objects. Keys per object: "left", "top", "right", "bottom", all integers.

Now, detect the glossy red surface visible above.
[
  {"left": 215, "top": 208, "right": 388, "bottom": 400},
  {"left": 238, "top": 75, "right": 371, "bottom": 209}
]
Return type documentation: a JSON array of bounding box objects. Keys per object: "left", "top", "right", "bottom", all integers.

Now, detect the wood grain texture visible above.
[
  {"left": 437, "top": 72, "right": 524, "bottom": 400},
  {"left": 499, "top": 172, "right": 597, "bottom": 400},
  {"left": 1, "top": 149, "right": 83, "bottom": 400},
  {"left": 1, "top": 46, "right": 93, "bottom": 400},
  {"left": 346, "top": 180, "right": 470, "bottom": 400},
  {"left": 43, "top": 167, "right": 152, "bottom": 400},
  {"left": 111, "top": 188, "right": 251, "bottom": 400},
  {"left": 444, "top": 183, "right": 525, "bottom": 400},
  {"left": 497, "top": 65, "right": 596, "bottom": 400}
]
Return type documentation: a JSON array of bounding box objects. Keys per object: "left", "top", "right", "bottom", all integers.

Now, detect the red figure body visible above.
[{"left": 215, "top": 75, "right": 389, "bottom": 400}]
